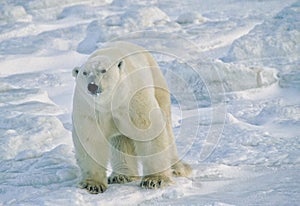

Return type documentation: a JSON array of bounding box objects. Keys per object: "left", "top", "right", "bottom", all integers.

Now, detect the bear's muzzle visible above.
[{"left": 88, "top": 82, "right": 101, "bottom": 95}]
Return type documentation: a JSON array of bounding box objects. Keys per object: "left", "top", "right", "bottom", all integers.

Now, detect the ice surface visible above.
[
  {"left": 223, "top": 2, "right": 300, "bottom": 68},
  {"left": 0, "top": 0, "right": 299, "bottom": 205}
]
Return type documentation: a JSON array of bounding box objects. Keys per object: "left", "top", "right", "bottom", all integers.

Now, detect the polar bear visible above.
[{"left": 72, "top": 41, "right": 191, "bottom": 194}]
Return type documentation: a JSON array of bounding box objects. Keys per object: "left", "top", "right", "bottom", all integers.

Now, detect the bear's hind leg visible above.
[
  {"left": 134, "top": 134, "right": 174, "bottom": 189},
  {"left": 140, "top": 173, "right": 173, "bottom": 189},
  {"left": 172, "top": 161, "right": 192, "bottom": 177},
  {"left": 108, "top": 135, "right": 139, "bottom": 184}
]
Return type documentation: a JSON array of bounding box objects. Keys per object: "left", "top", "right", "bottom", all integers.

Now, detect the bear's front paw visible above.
[
  {"left": 140, "top": 175, "right": 172, "bottom": 189},
  {"left": 79, "top": 179, "right": 108, "bottom": 194},
  {"left": 108, "top": 173, "right": 138, "bottom": 184}
]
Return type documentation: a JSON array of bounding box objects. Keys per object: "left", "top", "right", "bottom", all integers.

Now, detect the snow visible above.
[{"left": 0, "top": 0, "right": 299, "bottom": 205}]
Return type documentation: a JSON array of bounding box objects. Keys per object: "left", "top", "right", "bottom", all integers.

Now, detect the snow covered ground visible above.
[{"left": 0, "top": 0, "right": 299, "bottom": 205}]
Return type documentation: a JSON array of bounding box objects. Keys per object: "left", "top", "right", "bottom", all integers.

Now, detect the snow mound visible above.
[
  {"left": 24, "top": 0, "right": 111, "bottom": 20},
  {"left": 278, "top": 70, "right": 300, "bottom": 89},
  {"left": 121, "top": 7, "right": 170, "bottom": 28},
  {"left": 77, "top": 7, "right": 173, "bottom": 54},
  {"left": 0, "top": 5, "right": 32, "bottom": 24},
  {"left": 76, "top": 20, "right": 111, "bottom": 53},
  {"left": 57, "top": 4, "right": 97, "bottom": 20},
  {"left": 161, "top": 59, "right": 277, "bottom": 108},
  {"left": 223, "top": 2, "right": 300, "bottom": 68},
  {"left": 0, "top": 145, "right": 78, "bottom": 204},
  {"left": 0, "top": 25, "right": 86, "bottom": 54},
  {"left": 212, "top": 61, "right": 277, "bottom": 92},
  {"left": 1, "top": 0, "right": 111, "bottom": 21},
  {"left": 176, "top": 12, "right": 206, "bottom": 25},
  {"left": 112, "top": 0, "right": 157, "bottom": 7}
]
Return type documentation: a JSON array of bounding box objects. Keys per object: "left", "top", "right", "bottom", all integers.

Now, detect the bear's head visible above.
[{"left": 73, "top": 55, "right": 125, "bottom": 100}]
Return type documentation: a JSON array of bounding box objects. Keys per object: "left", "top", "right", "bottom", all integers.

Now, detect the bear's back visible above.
[{"left": 90, "top": 41, "right": 153, "bottom": 74}]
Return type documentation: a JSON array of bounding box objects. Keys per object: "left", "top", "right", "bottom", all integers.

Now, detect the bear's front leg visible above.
[
  {"left": 78, "top": 162, "right": 108, "bottom": 194},
  {"left": 108, "top": 135, "right": 139, "bottom": 184},
  {"left": 73, "top": 127, "right": 109, "bottom": 194}
]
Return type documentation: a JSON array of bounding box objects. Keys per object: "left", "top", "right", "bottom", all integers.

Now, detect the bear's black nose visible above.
[{"left": 87, "top": 82, "right": 100, "bottom": 95}]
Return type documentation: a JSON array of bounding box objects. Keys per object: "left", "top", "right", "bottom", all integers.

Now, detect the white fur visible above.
[{"left": 72, "top": 41, "right": 191, "bottom": 194}]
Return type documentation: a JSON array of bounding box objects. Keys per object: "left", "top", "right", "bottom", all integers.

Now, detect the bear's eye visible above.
[
  {"left": 118, "top": 61, "right": 123, "bottom": 69},
  {"left": 100, "top": 69, "right": 106, "bottom": 74},
  {"left": 83, "top": 71, "right": 88, "bottom": 76}
]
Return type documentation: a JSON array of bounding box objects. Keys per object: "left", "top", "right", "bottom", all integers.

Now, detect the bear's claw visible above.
[
  {"left": 79, "top": 179, "right": 107, "bottom": 194},
  {"left": 108, "top": 173, "right": 138, "bottom": 184},
  {"left": 140, "top": 175, "right": 172, "bottom": 189}
]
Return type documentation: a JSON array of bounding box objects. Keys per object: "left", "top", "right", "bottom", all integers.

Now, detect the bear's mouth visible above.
[{"left": 87, "top": 82, "right": 101, "bottom": 95}]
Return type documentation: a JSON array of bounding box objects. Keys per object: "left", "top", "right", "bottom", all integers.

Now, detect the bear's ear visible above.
[
  {"left": 72, "top": 67, "right": 80, "bottom": 78},
  {"left": 117, "top": 60, "right": 124, "bottom": 70}
]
